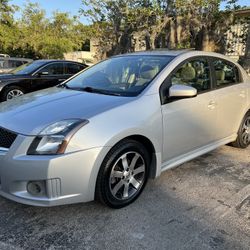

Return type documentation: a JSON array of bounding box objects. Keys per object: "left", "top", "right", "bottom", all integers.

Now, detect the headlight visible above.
[{"left": 27, "top": 119, "right": 89, "bottom": 155}]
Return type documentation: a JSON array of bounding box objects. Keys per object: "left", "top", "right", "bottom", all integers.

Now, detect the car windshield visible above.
[
  {"left": 10, "top": 61, "right": 45, "bottom": 75},
  {"left": 66, "top": 55, "right": 174, "bottom": 96}
]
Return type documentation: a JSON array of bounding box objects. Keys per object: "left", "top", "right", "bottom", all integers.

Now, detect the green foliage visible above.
[
  {"left": 0, "top": 1, "right": 94, "bottom": 58},
  {"left": 0, "top": 0, "right": 246, "bottom": 59},
  {"left": 81, "top": 0, "right": 244, "bottom": 56}
]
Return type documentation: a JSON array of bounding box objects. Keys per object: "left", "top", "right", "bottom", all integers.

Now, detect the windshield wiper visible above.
[{"left": 72, "top": 86, "right": 122, "bottom": 96}]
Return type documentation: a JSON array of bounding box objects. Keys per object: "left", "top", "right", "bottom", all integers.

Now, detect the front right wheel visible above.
[
  {"left": 95, "top": 139, "right": 150, "bottom": 208},
  {"left": 231, "top": 111, "right": 250, "bottom": 148}
]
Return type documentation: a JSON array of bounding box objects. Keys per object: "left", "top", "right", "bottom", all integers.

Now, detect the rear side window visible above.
[
  {"left": 170, "top": 58, "right": 211, "bottom": 93},
  {"left": 65, "top": 63, "right": 85, "bottom": 75},
  {"left": 39, "top": 63, "right": 64, "bottom": 75},
  {"left": 213, "top": 59, "right": 239, "bottom": 87}
]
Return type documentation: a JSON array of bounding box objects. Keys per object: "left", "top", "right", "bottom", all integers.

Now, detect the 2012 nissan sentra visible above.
[{"left": 0, "top": 50, "right": 249, "bottom": 208}]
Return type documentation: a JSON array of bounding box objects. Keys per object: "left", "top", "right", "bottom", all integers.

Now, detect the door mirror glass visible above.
[{"left": 169, "top": 84, "right": 197, "bottom": 98}]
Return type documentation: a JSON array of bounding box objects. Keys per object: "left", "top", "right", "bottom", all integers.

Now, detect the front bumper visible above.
[{"left": 0, "top": 134, "right": 107, "bottom": 206}]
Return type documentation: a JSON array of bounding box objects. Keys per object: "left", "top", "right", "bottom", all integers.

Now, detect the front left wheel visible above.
[
  {"left": 95, "top": 139, "right": 150, "bottom": 208},
  {"left": 2, "top": 85, "right": 25, "bottom": 101}
]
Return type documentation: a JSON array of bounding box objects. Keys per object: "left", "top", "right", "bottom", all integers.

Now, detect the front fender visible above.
[
  {"left": 66, "top": 94, "right": 164, "bottom": 184},
  {"left": 66, "top": 94, "right": 163, "bottom": 154},
  {"left": 0, "top": 82, "right": 10, "bottom": 92}
]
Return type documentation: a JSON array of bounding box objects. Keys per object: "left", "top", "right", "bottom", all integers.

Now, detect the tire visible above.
[
  {"left": 231, "top": 111, "right": 250, "bottom": 149},
  {"left": 1, "top": 85, "right": 25, "bottom": 102},
  {"left": 95, "top": 139, "right": 150, "bottom": 209}
]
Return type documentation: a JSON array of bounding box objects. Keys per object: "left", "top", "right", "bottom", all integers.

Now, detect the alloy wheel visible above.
[
  {"left": 6, "top": 89, "right": 24, "bottom": 100},
  {"left": 242, "top": 116, "right": 250, "bottom": 145},
  {"left": 109, "top": 151, "right": 146, "bottom": 200}
]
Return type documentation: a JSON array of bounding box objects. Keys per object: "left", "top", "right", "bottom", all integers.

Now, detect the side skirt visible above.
[{"left": 160, "top": 134, "right": 237, "bottom": 173}]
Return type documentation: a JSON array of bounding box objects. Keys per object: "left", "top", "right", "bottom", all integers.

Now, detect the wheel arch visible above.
[
  {"left": 87, "top": 133, "right": 161, "bottom": 201},
  {"left": 120, "top": 135, "right": 158, "bottom": 178},
  {"left": 0, "top": 82, "right": 27, "bottom": 99}
]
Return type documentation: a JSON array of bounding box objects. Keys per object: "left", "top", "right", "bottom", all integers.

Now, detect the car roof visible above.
[
  {"left": 34, "top": 60, "right": 85, "bottom": 65},
  {"left": 112, "top": 49, "right": 239, "bottom": 60},
  {"left": 113, "top": 49, "right": 194, "bottom": 57}
]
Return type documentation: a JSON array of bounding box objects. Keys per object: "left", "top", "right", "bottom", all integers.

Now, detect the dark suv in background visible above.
[{"left": 0, "top": 60, "right": 87, "bottom": 101}]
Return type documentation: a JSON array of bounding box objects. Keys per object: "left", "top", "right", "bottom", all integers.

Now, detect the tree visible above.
[
  {"left": 0, "top": 0, "right": 17, "bottom": 25},
  {"left": 81, "top": 0, "right": 242, "bottom": 57},
  {"left": 0, "top": 1, "right": 94, "bottom": 58},
  {"left": 0, "top": 0, "right": 20, "bottom": 54}
]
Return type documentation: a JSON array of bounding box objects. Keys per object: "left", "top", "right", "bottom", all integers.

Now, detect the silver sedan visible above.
[{"left": 0, "top": 50, "right": 249, "bottom": 208}]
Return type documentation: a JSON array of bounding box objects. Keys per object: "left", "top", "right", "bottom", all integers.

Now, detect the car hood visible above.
[
  {"left": 0, "top": 87, "right": 132, "bottom": 135},
  {"left": 0, "top": 74, "right": 29, "bottom": 82}
]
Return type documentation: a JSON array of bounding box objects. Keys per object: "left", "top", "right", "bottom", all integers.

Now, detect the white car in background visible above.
[
  {"left": 0, "top": 50, "right": 249, "bottom": 208},
  {"left": 0, "top": 54, "right": 10, "bottom": 58}
]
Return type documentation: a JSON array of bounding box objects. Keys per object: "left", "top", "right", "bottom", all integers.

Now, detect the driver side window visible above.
[
  {"left": 38, "top": 63, "right": 64, "bottom": 75},
  {"left": 170, "top": 58, "right": 211, "bottom": 93}
]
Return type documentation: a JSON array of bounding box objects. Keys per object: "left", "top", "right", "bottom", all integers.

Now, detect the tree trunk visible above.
[
  {"left": 244, "top": 22, "right": 250, "bottom": 58},
  {"left": 169, "top": 19, "right": 176, "bottom": 48},
  {"left": 201, "top": 26, "right": 210, "bottom": 51}
]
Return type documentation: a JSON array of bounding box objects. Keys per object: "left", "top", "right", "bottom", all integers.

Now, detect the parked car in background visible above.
[
  {"left": 0, "top": 57, "right": 32, "bottom": 74},
  {"left": 0, "top": 54, "right": 10, "bottom": 58},
  {"left": 0, "top": 50, "right": 249, "bottom": 208},
  {"left": 0, "top": 60, "right": 87, "bottom": 101}
]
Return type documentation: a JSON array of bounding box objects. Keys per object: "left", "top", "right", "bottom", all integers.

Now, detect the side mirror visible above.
[
  {"left": 169, "top": 84, "right": 197, "bottom": 98},
  {"left": 38, "top": 71, "right": 49, "bottom": 76}
]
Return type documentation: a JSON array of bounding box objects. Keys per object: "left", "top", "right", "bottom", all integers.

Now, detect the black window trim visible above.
[
  {"left": 159, "top": 56, "right": 213, "bottom": 105},
  {"left": 209, "top": 56, "right": 243, "bottom": 90}
]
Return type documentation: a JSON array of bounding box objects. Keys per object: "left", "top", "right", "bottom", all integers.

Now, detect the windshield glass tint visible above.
[
  {"left": 10, "top": 61, "right": 45, "bottom": 75},
  {"left": 66, "top": 55, "right": 174, "bottom": 96}
]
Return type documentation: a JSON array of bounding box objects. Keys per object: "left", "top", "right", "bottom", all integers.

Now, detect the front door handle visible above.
[
  {"left": 208, "top": 101, "right": 216, "bottom": 110},
  {"left": 239, "top": 90, "right": 246, "bottom": 98}
]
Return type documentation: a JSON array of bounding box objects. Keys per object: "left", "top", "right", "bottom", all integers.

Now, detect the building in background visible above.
[
  {"left": 63, "top": 40, "right": 99, "bottom": 66},
  {"left": 225, "top": 8, "right": 250, "bottom": 63}
]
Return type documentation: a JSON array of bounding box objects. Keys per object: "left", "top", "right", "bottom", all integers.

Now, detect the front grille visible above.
[{"left": 0, "top": 127, "right": 17, "bottom": 149}]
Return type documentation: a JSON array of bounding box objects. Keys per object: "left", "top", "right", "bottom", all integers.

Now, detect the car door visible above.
[
  {"left": 160, "top": 57, "right": 218, "bottom": 163},
  {"left": 210, "top": 57, "right": 248, "bottom": 139},
  {"left": 31, "top": 62, "right": 65, "bottom": 91},
  {"left": 64, "top": 62, "right": 87, "bottom": 80}
]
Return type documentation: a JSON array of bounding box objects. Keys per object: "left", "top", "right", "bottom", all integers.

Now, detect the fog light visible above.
[{"left": 27, "top": 181, "right": 45, "bottom": 196}]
